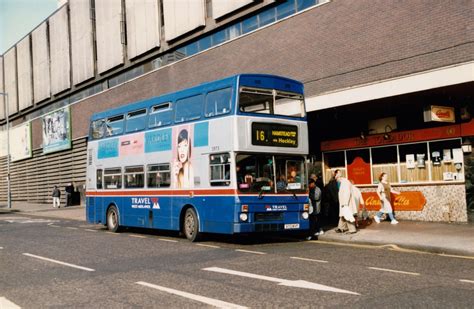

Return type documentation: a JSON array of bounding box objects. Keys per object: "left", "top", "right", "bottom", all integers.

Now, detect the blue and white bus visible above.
[{"left": 86, "top": 74, "right": 310, "bottom": 241}]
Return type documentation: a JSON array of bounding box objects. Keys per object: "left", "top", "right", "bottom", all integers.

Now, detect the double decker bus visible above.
[{"left": 86, "top": 74, "right": 310, "bottom": 241}]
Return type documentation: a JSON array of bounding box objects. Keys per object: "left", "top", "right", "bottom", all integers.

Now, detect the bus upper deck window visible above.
[
  {"left": 149, "top": 103, "right": 172, "bottom": 128},
  {"left": 106, "top": 115, "right": 124, "bottom": 136},
  {"left": 205, "top": 88, "right": 232, "bottom": 118},
  {"left": 91, "top": 119, "right": 106, "bottom": 139},
  {"left": 126, "top": 109, "right": 147, "bottom": 133},
  {"left": 175, "top": 95, "right": 203, "bottom": 123}
]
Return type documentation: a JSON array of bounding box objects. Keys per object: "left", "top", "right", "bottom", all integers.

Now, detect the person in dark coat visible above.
[
  {"left": 65, "top": 183, "right": 74, "bottom": 206},
  {"left": 323, "top": 170, "right": 341, "bottom": 226}
]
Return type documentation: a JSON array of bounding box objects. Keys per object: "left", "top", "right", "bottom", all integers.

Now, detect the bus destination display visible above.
[{"left": 251, "top": 123, "right": 298, "bottom": 147}]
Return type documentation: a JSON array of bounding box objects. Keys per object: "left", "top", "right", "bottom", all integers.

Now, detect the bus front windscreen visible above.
[
  {"left": 239, "top": 87, "right": 305, "bottom": 118},
  {"left": 236, "top": 154, "right": 306, "bottom": 193}
]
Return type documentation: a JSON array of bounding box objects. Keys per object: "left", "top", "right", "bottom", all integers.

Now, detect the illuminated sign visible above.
[
  {"left": 251, "top": 123, "right": 298, "bottom": 147},
  {"left": 424, "top": 105, "right": 455, "bottom": 123}
]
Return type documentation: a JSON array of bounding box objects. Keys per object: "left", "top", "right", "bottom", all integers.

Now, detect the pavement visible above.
[{"left": 1, "top": 202, "right": 473, "bottom": 257}]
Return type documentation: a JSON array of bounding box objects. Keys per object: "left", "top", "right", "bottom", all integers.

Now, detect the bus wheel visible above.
[
  {"left": 107, "top": 205, "right": 120, "bottom": 233},
  {"left": 183, "top": 208, "right": 200, "bottom": 242}
]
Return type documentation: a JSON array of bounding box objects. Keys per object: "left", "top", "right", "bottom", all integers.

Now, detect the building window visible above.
[
  {"left": 429, "top": 139, "right": 464, "bottom": 181},
  {"left": 147, "top": 164, "right": 171, "bottom": 188},
  {"left": 371, "top": 146, "right": 398, "bottom": 183},
  {"left": 399, "top": 143, "right": 429, "bottom": 183},
  {"left": 323, "top": 151, "right": 346, "bottom": 182}
]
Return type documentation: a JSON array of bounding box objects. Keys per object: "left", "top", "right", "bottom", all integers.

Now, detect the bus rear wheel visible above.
[
  {"left": 107, "top": 205, "right": 120, "bottom": 233},
  {"left": 183, "top": 208, "right": 200, "bottom": 242}
]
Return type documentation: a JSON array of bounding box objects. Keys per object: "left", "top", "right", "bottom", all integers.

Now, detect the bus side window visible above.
[
  {"left": 91, "top": 119, "right": 105, "bottom": 139},
  {"left": 124, "top": 166, "right": 145, "bottom": 188},
  {"left": 126, "top": 109, "right": 147, "bottom": 133},
  {"left": 106, "top": 115, "right": 124, "bottom": 136},
  {"left": 104, "top": 168, "right": 122, "bottom": 189},
  {"left": 210, "top": 153, "right": 231, "bottom": 186},
  {"left": 147, "top": 164, "right": 171, "bottom": 188},
  {"left": 96, "top": 169, "right": 103, "bottom": 189},
  {"left": 149, "top": 103, "right": 173, "bottom": 128},
  {"left": 205, "top": 88, "right": 232, "bottom": 117},
  {"left": 175, "top": 95, "right": 203, "bottom": 123}
]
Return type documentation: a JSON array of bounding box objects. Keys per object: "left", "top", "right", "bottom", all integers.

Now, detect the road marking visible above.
[
  {"left": 84, "top": 229, "right": 98, "bottom": 232},
  {"left": 129, "top": 235, "right": 148, "bottom": 239},
  {"left": 368, "top": 267, "right": 420, "bottom": 276},
  {"left": 460, "top": 279, "right": 474, "bottom": 284},
  {"left": 136, "top": 281, "right": 247, "bottom": 308},
  {"left": 290, "top": 257, "right": 328, "bottom": 263},
  {"left": 203, "top": 267, "right": 360, "bottom": 295},
  {"left": 0, "top": 297, "right": 21, "bottom": 308},
  {"left": 22, "top": 253, "right": 95, "bottom": 272},
  {"left": 235, "top": 249, "right": 266, "bottom": 255},
  {"left": 157, "top": 238, "right": 178, "bottom": 243},
  {"left": 48, "top": 225, "right": 61, "bottom": 228},
  {"left": 66, "top": 227, "right": 78, "bottom": 230},
  {"left": 438, "top": 253, "right": 474, "bottom": 260},
  {"left": 196, "top": 244, "right": 220, "bottom": 249},
  {"left": 105, "top": 232, "right": 120, "bottom": 235},
  {"left": 0, "top": 247, "right": 3, "bottom": 250}
]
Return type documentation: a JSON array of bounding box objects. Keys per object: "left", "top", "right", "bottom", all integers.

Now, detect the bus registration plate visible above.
[{"left": 284, "top": 223, "right": 300, "bottom": 229}]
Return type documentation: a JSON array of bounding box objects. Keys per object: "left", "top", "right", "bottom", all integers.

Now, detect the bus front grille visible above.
[
  {"left": 254, "top": 212, "right": 284, "bottom": 222},
  {"left": 255, "top": 223, "right": 284, "bottom": 232}
]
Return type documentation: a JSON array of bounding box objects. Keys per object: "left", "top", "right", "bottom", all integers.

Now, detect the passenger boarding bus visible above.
[{"left": 86, "top": 74, "right": 310, "bottom": 241}]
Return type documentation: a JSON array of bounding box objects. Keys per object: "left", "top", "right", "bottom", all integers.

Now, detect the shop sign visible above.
[
  {"left": 361, "top": 191, "right": 426, "bottom": 211},
  {"left": 347, "top": 157, "right": 371, "bottom": 184},
  {"left": 424, "top": 105, "right": 455, "bottom": 123}
]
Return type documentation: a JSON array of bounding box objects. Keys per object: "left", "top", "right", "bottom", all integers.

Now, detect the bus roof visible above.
[{"left": 90, "top": 74, "right": 303, "bottom": 121}]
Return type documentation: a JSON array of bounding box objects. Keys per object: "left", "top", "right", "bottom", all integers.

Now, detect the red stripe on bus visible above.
[{"left": 86, "top": 189, "right": 237, "bottom": 196}]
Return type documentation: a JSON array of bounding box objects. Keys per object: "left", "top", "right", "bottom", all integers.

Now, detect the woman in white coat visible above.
[{"left": 335, "top": 171, "right": 357, "bottom": 234}]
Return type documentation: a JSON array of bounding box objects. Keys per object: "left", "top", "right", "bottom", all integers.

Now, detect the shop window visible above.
[
  {"left": 399, "top": 143, "right": 429, "bottom": 183},
  {"left": 323, "top": 151, "right": 345, "bottom": 184},
  {"left": 346, "top": 149, "right": 371, "bottom": 185},
  {"left": 124, "top": 166, "right": 145, "bottom": 188},
  {"left": 429, "top": 139, "right": 464, "bottom": 181},
  {"left": 147, "top": 164, "right": 171, "bottom": 188},
  {"left": 371, "top": 146, "right": 398, "bottom": 184}
]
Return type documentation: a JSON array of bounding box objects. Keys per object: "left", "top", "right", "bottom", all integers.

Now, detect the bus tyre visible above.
[
  {"left": 184, "top": 208, "right": 200, "bottom": 242},
  {"left": 107, "top": 205, "right": 120, "bottom": 233}
]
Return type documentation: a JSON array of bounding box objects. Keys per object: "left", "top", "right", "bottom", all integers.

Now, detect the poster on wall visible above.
[
  {"left": 10, "top": 123, "right": 32, "bottom": 162},
  {"left": 0, "top": 130, "right": 7, "bottom": 157},
  {"left": 406, "top": 154, "right": 415, "bottom": 169},
  {"left": 42, "top": 107, "right": 71, "bottom": 154}
]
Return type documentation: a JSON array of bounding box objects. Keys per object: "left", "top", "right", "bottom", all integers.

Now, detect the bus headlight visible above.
[
  {"left": 302, "top": 212, "right": 309, "bottom": 220},
  {"left": 239, "top": 213, "right": 248, "bottom": 222}
]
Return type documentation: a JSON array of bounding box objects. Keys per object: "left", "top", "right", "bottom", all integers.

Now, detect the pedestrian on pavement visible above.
[
  {"left": 52, "top": 186, "right": 61, "bottom": 208},
  {"left": 307, "top": 178, "right": 323, "bottom": 240},
  {"left": 374, "top": 172, "right": 400, "bottom": 224},
  {"left": 65, "top": 183, "right": 74, "bottom": 207},
  {"left": 335, "top": 170, "right": 357, "bottom": 234},
  {"left": 323, "top": 170, "right": 340, "bottom": 226},
  {"left": 350, "top": 180, "right": 365, "bottom": 228}
]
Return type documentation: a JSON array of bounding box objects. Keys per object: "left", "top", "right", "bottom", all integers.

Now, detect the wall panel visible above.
[
  {"left": 212, "top": 0, "right": 254, "bottom": 19},
  {"left": 0, "top": 56, "right": 4, "bottom": 120},
  {"left": 4, "top": 48, "right": 18, "bottom": 115},
  {"left": 32, "top": 22, "right": 51, "bottom": 103},
  {"left": 163, "top": 0, "right": 205, "bottom": 41},
  {"left": 95, "top": 0, "right": 124, "bottom": 74},
  {"left": 17, "top": 36, "right": 33, "bottom": 111},
  {"left": 49, "top": 6, "right": 71, "bottom": 94},
  {"left": 125, "top": 0, "right": 161, "bottom": 59},
  {"left": 70, "top": 0, "right": 95, "bottom": 85}
]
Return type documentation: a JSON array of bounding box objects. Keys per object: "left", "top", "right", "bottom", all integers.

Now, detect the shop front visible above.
[{"left": 320, "top": 118, "right": 474, "bottom": 223}]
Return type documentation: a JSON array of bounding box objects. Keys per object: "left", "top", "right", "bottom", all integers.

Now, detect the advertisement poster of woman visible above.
[{"left": 173, "top": 125, "right": 194, "bottom": 188}]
